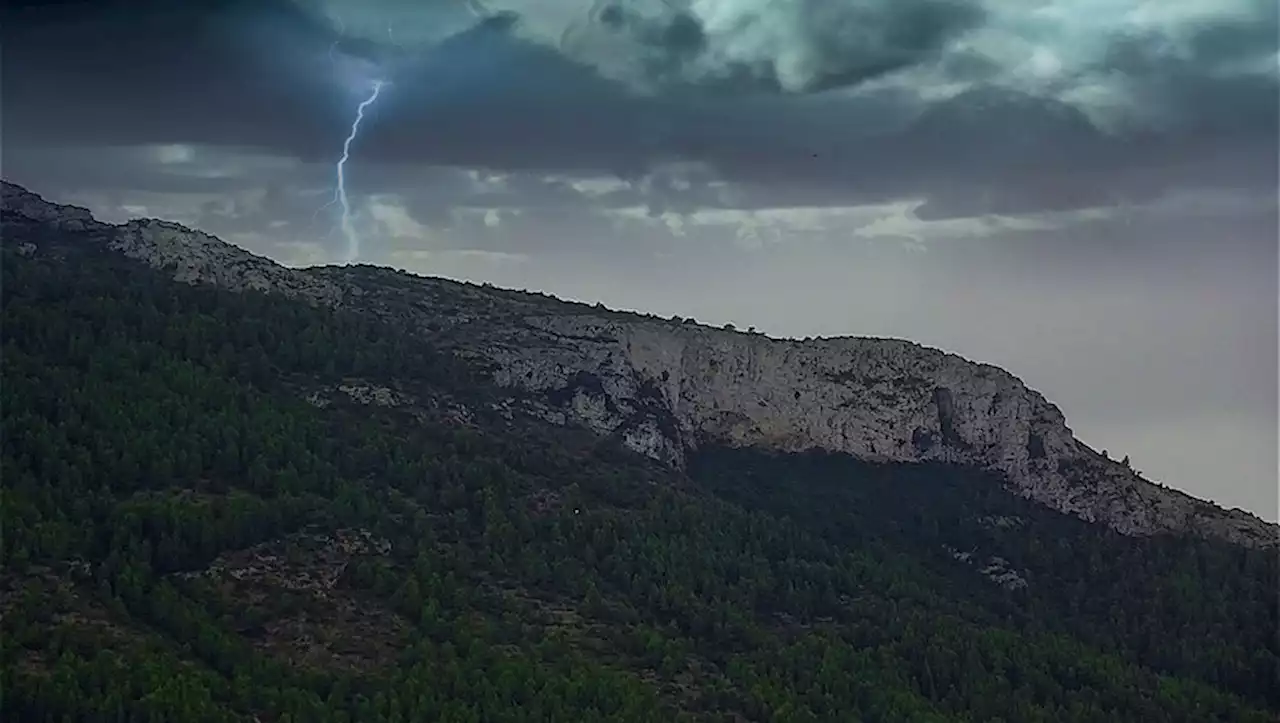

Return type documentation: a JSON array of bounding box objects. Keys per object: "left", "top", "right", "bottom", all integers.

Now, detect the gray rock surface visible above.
[{"left": 3, "top": 180, "right": 1275, "bottom": 548}]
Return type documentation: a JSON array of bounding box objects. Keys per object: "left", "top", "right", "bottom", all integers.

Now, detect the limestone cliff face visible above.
[
  {"left": 459, "top": 313, "right": 1274, "bottom": 546},
  {"left": 482, "top": 314, "right": 1068, "bottom": 471},
  {"left": 3, "top": 181, "right": 1275, "bottom": 548}
]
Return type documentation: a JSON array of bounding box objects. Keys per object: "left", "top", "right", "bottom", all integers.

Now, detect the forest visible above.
[{"left": 1, "top": 229, "right": 1277, "bottom": 722}]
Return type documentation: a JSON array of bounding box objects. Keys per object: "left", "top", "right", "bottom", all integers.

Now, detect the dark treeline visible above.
[{"left": 1, "top": 238, "right": 1276, "bottom": 723}]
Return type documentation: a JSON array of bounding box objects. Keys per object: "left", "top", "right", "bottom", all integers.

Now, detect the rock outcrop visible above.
[
  {"left": 3, "top": 180, "right": 1275, "bottom": 548},
  {"left": 451, "top": 311, "right": 1275, "bottom": 546},
  {"left": 0, "top": 183, "right": 102, "bottom": 231}
]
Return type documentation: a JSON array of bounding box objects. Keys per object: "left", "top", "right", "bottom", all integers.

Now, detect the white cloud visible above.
[
  {"left": 134, "top": 143, "right": 304, "bottom": 179},
  {"left": 150, "top": 143, "right": 196, "bottom": 165},
  {"left": 463, "top": 168, "right": 511, "bottom": 193},
  {"left": 448, "top": 206, "right": 524, "bottom": 229},
  {"left": 619, "top": 197, "right": 1117, "bottom": 250},
  {"left": 366, "top": 194, "right": 431, "bottom": 239},
  {"left": 605, "top": 206, "right": 688, "bottom": 237},
  {"left": 564, "top": 175, "right": 632, "bottom": 197}
]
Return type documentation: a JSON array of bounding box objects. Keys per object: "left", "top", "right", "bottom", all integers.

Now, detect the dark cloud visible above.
[
  {"left": 2, "top": 0, "right": 345, "bottom": 157},
  {"left": 2, "top": 0, "right": 1277, "bottom": 219},
  {"left": 577, "top": 0, "right": 984, "bottom": 94},
  {"left": 1094, "top": 1, "right": 1278, "bottom": 133}
]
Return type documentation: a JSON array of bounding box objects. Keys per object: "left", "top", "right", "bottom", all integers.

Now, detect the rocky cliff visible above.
[{"left": 3, "top": 180, "right": 1275, "bottom": 548}]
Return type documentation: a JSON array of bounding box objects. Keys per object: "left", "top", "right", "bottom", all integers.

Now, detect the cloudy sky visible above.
[{"left": 4, "top": 0, "right": 1277, "bottom": 520}]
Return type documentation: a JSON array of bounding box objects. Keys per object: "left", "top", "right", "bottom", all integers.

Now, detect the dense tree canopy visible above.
[{"left": 1, "top": 237, "right": 1276, "bottom": 722}]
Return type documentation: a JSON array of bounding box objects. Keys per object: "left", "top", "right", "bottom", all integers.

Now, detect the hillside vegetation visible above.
[{"left": 1, "top": 233, "right": 1277, "bottom": 722}]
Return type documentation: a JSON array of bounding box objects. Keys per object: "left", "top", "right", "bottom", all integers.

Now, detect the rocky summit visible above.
[{"left": 2, "top": 180, "right": 1275, "bottom": 548}]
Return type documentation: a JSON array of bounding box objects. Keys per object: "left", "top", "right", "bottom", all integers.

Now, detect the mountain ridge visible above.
[{"left": 2, "top": 179, "right": 1274, "bottom": 549}]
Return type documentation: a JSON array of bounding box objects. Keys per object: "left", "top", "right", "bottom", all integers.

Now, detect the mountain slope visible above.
[
  {"left": 2, "top": 180, "right": 1274, "bottom": 548},
  {"left": 2, "top": 180, "right": 1278, "bottom": 722}
]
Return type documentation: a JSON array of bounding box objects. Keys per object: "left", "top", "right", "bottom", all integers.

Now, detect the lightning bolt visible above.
[
  {"left": 311, "top": 18, "right": 388, "bottom": 264},
  {"left": 333, "top": 80, "right": 384, "bottom": 264}
]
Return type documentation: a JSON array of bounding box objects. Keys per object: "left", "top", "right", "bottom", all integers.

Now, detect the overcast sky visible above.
[{"left": 3, "top": 0, "right": 1276, "bottom": 521}]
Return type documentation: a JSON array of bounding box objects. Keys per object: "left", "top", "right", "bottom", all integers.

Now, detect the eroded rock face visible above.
[
  {"left": 467, "top": 313, "right": 1274, "bottom": 546},
  {"left": 0, "top": 184, "right": 100, "bottom": 231},
  {"left": 481, "top": 314, "right": 1075, "bottom": 472},
  {"left": 3, "top": 181, "right": 1276, "bottom": 548},
  {"left": 108, "top": 219, "right": 349, "bottom": 306}
]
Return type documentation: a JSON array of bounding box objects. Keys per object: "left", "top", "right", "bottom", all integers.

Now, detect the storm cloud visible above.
[
  {"left": 555, "top": 0, "right": 987, "bottom": 94},
  {"left": 3, "top": 0, "right": 1276, "bottom": 216}
]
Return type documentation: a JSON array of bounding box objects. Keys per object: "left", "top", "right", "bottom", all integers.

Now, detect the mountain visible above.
[
  {"left": 1, "top": 179, "right": 1277, "bottom": 723},
  {"left": 3, "top": 181, "right": 1273, "bottom": 549}
]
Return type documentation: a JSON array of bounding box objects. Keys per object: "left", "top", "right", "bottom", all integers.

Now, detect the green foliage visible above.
[{"left": 1, "top": 241, "right": 1276, "bottom": 722}]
